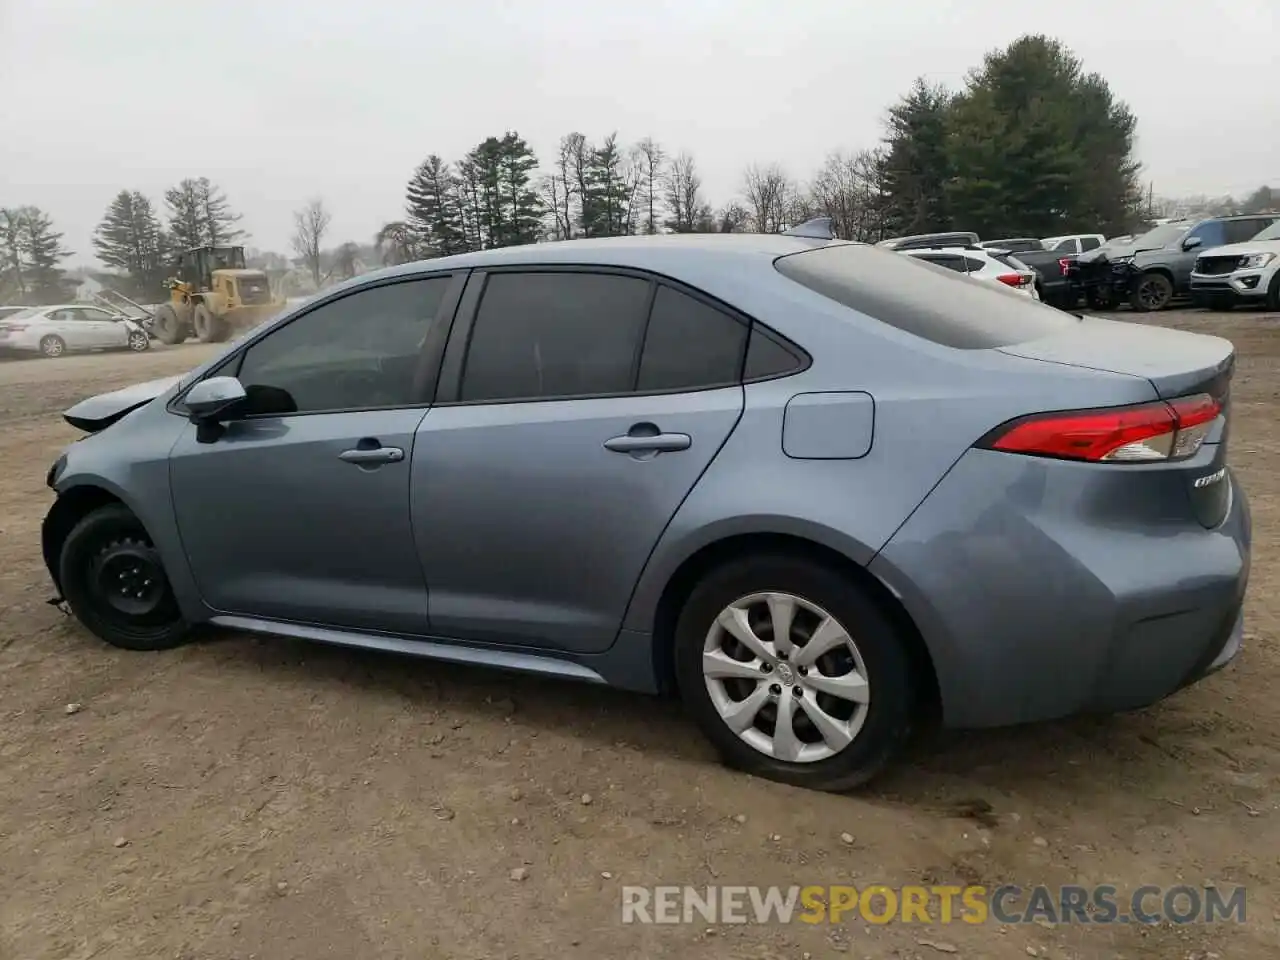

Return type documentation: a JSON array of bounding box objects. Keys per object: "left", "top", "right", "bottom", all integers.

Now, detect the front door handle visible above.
[
  {"left": 339, "top": 445, "right": 404, "bottom": 465},
  {"left": 604, "top": 431, "right": 691, "bottom": 454}
]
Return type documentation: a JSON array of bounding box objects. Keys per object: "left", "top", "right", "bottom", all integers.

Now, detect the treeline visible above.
[
  {"left": 376, "top": 35, "right": 1149, "bottom": 264},
  {"left": 91, "top": 178, "right": 245, "bottom": 298}
]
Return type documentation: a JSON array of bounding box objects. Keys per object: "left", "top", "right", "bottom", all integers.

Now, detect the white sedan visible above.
[
  {"left": 903, "top": 246, "right": 1040, "bottom": 298},
  {"left": 0, "top": 304, "right": 151, "bottom": 358}
]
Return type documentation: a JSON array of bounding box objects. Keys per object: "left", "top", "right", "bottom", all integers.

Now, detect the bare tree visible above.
[
  {"left": 742, "top": 163, "right": 796, "bottom": 233},
  {"left": 716, "top": 202, "right": 750, "bottom": 233},
  {"left": 663, "top": 152, "right": 710, "bottom": 233},
  {"left": 634, "top": 137, "right": 667, "bottom": 234},
  {"left": 292, "top": 198, "right": 332, "bottom": 289},
  {"left": 808, "top": 149, "right": 890, "bottom": 242}
]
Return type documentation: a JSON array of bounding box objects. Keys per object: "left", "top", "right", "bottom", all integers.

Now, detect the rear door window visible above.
[
  {"left": 912, "top": 254, "right": 967, "bottom": 272},
  {"left": 1079, "top": 237, "right": 1101, "bottom": 251},
  {"left": 636, "top": 286, "right": 747, "bottom": 392},
  {"left": 775, "top": 244, "right": 1076, "bottom": 350},
  {"left": 460, "top": 271, "right": 650, "bottom": 402},
  {"left": 1224, "top": 218, "right": 1275, "bottom": 244}
]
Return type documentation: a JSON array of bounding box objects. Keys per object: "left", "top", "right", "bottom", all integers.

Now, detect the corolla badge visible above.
[{"left": 1193, "top": 467, "right": 1227, "bottom": 489}]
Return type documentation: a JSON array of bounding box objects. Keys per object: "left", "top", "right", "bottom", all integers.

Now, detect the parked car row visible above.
[
  {"left": 1070, "top": 214, "right": 1280, "bottom": 312},
  {"left": 877, "top": 232, "right": 1090, "bottom": 308},
  {"left": 0, "top": 304, "right": 152, "bottom": 358},
  {"left": 879, "top": 218, "right": 1280, "bottom": 314}
]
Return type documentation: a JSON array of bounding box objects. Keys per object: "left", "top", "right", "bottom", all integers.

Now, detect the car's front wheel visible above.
[
  {"left": 674, "top": 554, "right": 914, "bottom": 791},
  {"left": 127, "top": 329, "right": 150, "bottom": 352},
  {"left": 1130, "top": 272, "right": 1174, "bottom": 312},
  {"left": 58, "top": 504, "right": 190, "bottom": 651}
]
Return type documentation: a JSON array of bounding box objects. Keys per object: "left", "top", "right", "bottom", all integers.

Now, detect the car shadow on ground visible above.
[{"left": 192, "top": 626, "right": 1188, "bottom": 804}]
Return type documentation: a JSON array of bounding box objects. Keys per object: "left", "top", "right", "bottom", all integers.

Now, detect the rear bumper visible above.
[{"left": 869, "top": 447, "right": 1250, "bottom": 729}]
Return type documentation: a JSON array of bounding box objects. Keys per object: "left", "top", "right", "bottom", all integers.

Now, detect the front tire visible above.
[
  {"left": 1266, "top": 273, "right": 1280, "bottom": 312},
  {"left": 58, "top": 504, "right": 190, "bottom": 651},
  {"left": 127, "top": 329, "right": 150, "bottom": 352},
  {"left": 153, "top": 304, "right": 186, "bottom": 345},
  {"left": 674, "top": 554, "right": 914, "bottom": 791},
  {"left": 1130, "top": 272, "right": 1174, "bottom": 312},
  {"left": 40, "top": 334, "right": 66, "bottom": 358}
]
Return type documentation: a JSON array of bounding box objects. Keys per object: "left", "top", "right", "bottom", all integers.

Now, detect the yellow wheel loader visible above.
[{"left": 152, "top": 245, "right": 284, "bottom": 345}]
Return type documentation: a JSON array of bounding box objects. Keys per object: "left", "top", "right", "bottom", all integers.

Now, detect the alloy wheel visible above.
[{"left": 702, "top": 591, "right": 870, "bottom": 763}]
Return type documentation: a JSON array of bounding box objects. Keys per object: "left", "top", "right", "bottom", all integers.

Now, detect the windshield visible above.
[
  {"left": 1129, "top": 223, "right": 1190, "bottom": 249},
  {"left": 1252, "top": 222, "right": 1280, "bottom": 242}
]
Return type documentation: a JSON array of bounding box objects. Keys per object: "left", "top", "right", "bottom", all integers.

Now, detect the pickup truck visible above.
[
  {"left": 980, "top": 239, "right": 1078, "bottom": 308},
  {"left": 1071, "top": 215, "right": 1279, "bottom": 311}
]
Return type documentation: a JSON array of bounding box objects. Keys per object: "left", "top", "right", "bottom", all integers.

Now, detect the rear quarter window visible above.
[{"left": 774, "top": 244, "right": 1076, "bottom": 350}]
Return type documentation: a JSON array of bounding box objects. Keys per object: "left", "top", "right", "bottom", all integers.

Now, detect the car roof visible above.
[{"left": 351, "top": 233, "right": 843, "bottom": 284}]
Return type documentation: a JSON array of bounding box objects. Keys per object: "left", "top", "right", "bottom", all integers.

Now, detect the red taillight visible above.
[
  {"left": 980, "top": 393, "right": 1222, "bottom": 463},
  {"left": 1057, "top": 258, "right": 1072, "bottom": 275},
  {"left": 997, "top": 273, "right": 1031, "bottom": 287}
]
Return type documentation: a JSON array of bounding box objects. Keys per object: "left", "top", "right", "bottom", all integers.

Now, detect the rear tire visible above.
[
  {"left": 153, "top": 304, "right": 186, "bottom": 345},
  {"left": 673, "top": 554, "right": 915, "bottom": 791},
  {"left": 39, "top": 334, "right": 66, "bottom": 358},
  {"left": 1130, "top": 272, "right": 1174, "bottom": 312},
  {"left": 193, "top": 303, "right": 229, "bottom": 343},
  {"left": 58, "top": 504, "right": 190, "bottom": 651}
]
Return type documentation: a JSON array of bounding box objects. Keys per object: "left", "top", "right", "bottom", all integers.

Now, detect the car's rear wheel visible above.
[
  {"left": 58, "top": 504, "right": 190, "bottom": 651},
  {"left": 674, "top": 554, "right": 914, "bottom": 791},
  {"left": 1131, "top": 272, "right": 1174, "bottom": 312},
  {"left": 40, "top": 334, "right": 66, "bottom": 358}
]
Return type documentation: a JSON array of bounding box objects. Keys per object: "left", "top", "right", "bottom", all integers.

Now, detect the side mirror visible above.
[
  {"left": 185, "top": 376, "right": 246, "bottom": 422},
  {"left": 1182, "top": 236, "right": 1204, "bottom": 251}
]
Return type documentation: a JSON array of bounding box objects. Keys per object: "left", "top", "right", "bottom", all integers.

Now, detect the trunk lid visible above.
[
  {"left": 998, "top": 316, "right": 1233, "bottom": 402},
  {"left": 998, "top": 317, "right": 1235, "bottom": 528}
]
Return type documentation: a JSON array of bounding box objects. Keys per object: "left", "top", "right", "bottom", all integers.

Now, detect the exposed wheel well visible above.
[
  {"left": 650, "top": 533, "right": 940, "bottom": 714},
  {"left": 42, "top": 487, "right": 124, "bottom": 591}
]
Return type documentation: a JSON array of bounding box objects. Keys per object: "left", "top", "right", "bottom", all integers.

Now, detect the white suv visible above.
[
  {"left": 903, "top": 246, "right": 1040, "bottom": 298},
  {"left": 1190, "top": 220, "right": 1280, "bottom": 310}
]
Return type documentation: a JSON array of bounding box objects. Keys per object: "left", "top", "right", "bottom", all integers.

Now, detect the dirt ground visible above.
[{"left": 2, "top": 311, "right": 1279, "bottom": 960}]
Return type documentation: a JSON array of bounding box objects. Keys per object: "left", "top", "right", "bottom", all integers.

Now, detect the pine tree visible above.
[
  {"left": 944, "top": 35, "right": 1141, "bottom": 237},
  {"left": 881, "top": 79, "right": 954, "bottom": 235},
  {"left": 93, "top": 190, "right": 170, "bottom": 297},
  {"left": 165, "top": 179, "right": 205, "bottom": 251},
  {"left": 0, "top": 207, "right": 71, "bottom": 304},
  {"left": 198, "top": 178, "right": 245, "bottom": 246},
  {"left": 405, "top": 155, "right": 467, "bottom": 256},
  {"left": 498, "top": 132, "right": 542, "bottom": 246},
  {"left": 584, "top": 134, "right": 634, "bottom": 237},
  {"left": 165, "top": 177, "right": 245, "bottom": 249}
]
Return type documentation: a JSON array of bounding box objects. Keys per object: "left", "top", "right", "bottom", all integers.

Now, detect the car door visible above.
[
  {"left": 44, "top": 309, "right": 90, "bottom": 349},
  {"left": 412, "top": 269, "right": 747, "bottom": 654},
  {"left": 168, "top": 273, "right": 463, "bottom": 635},
  {"left": 1175, "top": 221, "right": 1228, "bottom": 289},
  {"left": 74, "top": 307, "right": 130, "bottom": 347}
]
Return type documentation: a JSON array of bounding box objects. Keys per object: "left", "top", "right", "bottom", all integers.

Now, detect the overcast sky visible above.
[{"left": 2, "top": 0, "right": 1276, "bottom": 265}]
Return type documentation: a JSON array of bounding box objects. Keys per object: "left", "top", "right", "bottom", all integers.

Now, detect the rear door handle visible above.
[
  {"left": 339, "top": 446, "right": 404, "bottom": 465},
  {"left": 604, "top": 433, "right": 691, "bottom": 454}
]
